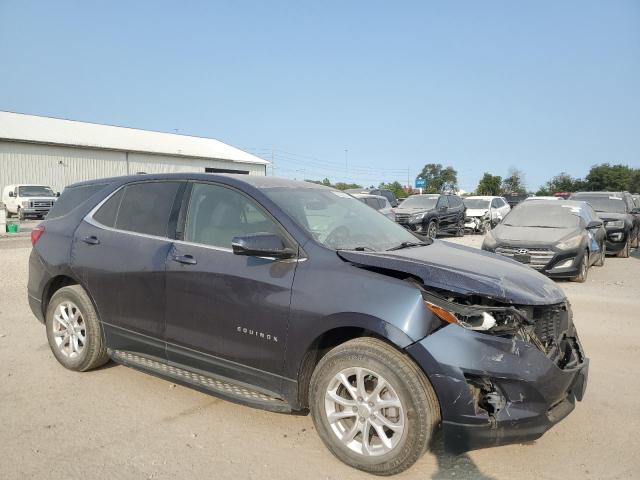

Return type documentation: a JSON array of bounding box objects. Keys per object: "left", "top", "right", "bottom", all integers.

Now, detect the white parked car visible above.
[
  {"left": 2, "top": 184, "right": 58, "bottom": 220},
  {"left": 352, "top": 193, "right": 396, "bottom": 220},
  {"left": 463, "top": 196, "right": 511, "bottom": 233}
]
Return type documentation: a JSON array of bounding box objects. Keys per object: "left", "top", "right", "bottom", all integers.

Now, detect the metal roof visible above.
[{"left": 0, "top": 111, "right": 268, "bottom": 165}]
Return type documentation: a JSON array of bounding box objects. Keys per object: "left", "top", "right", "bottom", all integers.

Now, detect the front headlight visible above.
[
  {"left": 410, "top": 212, "right": 426, "bottom": 222},
  {"left": 557, "top": 234, "right": 583, "bottom": 251},
  {"left": 482, "top": 230, "right": 498, "bottom": 250},
  {"left": 22, "top": 201, "right": 30, "bottom": 208},
  {"left": 605, "top": 220, "right": 624, "bottom": 229},
  {"left": 422, "top": 292, "right": 524, "bottom": 333}
]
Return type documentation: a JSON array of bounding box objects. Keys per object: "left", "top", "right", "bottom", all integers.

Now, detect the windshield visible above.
[
  {"left": 464, "top": 198, "right": 490, "bottom": 209},
  {"left": 502, "top": 204, "right": 581, "bottom": 228},
  {"left": 400, "top": 195, "right": 438, "bottom": 209},
  {"left": 18, "top": 185, "right": 55, "bottom": 197},
  {"left": 571, "top": 195, "right": 626, "bottom": 214},
  {"left": 264, "top": 187, "right": 419, "bottom": 251}
]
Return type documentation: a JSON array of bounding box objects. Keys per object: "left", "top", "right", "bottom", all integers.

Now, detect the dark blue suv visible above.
[{"left": 28, "top": 174, "right": 588, "bottom": 475}]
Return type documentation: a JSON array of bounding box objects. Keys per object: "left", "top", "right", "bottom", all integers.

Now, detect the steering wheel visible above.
[{"left": 325, "top": 225, "right": 351, "bottom": 249}]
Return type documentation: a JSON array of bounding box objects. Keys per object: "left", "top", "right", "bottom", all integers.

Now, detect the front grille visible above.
[
  {"left": 30, "top": 200, "right": 53, "bottom": 208},
  {"left": 533, "top": 303, "right": 570, "bottom": 344},
  {"left": 495, "top": 245, "right": 555, "bottom": 269},
  {"left": 395, "top": 213, "right": 411, "bottom": 224}
]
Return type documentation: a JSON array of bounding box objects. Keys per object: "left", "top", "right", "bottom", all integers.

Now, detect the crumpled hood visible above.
[
  {"left": 466, "top": 208, "right": 488, "bottom": 218},
  {"left": 338, "top": 240, "right": 566, "bottom": 306},
  {"left": 492, "top": 225, "right": 578, "bottom": 244}
]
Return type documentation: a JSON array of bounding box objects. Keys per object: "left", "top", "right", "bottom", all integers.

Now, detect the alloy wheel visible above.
[
  {"left": 324, "top": 367, "right": 405, "bottom": 457},
  {"left": 51, "top": 301, "right": 86, "bottom": 358},
  {"left": 427, "top": 222, "right": 437, "bottom": 239}
]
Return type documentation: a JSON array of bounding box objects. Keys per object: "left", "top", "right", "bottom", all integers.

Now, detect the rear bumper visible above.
[{"left": 406, "top": 323, "right": 588, "bottom": 452}]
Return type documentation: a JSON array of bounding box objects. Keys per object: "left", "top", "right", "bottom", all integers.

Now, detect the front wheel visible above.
[
  {"left": 309, "top": 338, "right": 440, "bottom": 476},
  {"left": 45, "top": 285, "right": 109, "bottom": 371},
  {"left": 17, "top": 208, "right": 25, "bottom": 221},
  {"left": 616, "top": 238, "right": 630, "bottom": 258},
  {"left": 426, "top": 220, "right": 437, "bottom": 239},
  {"left": 455, "top": 220, "right": 465, "bottom": 237},
  {"left": 571, "top": 252, "right": 589, "bottom": 283},
  {"left": 594, "top": 243, "right": 605, "bottom": 267}
]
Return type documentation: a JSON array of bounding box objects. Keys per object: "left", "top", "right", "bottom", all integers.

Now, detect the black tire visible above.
[
  {"left": 17, "top": 207, "right": 25, "bottom": 221},
  {"left": 632, "top": 230, "right": 639, "bottom": 249},
  {"left": 45, "top": 285, "right": 109, "bottom": 372},
  {"left": 309, "top": 337, "right": 440, "bottom": 476},
  {"left": 594, "top": 243, "right": 605, "bottom": 267},
  {"left": 571, "top": 252, "right": 588, "bottom": 283},
  {"left": 616, "top": 238, "right": 630, "bottom": 258},
  {"left": 426, "top": 220, "right": 437, "bottom": 239}
]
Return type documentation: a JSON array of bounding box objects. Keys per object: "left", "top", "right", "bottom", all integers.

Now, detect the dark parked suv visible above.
[
  {"left": 393, "top": 194, "right": 465, "bottom": 238},
  {"left": 569, "top": 191, "right": 640, "bottom": 257},
  {"left": 28, "top": 174, "right": 588, "bottom": 475}
]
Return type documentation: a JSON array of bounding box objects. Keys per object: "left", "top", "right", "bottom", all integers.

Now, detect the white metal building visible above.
[{"left": 0, "top": 111, "right": 269, "bottom": 193}]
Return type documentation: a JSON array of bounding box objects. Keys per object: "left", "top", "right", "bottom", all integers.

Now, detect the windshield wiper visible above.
[
  {"left": 338, "top": 246, "right": 377, "bottom": 252},
  {"left": 386, "top": 240, "right": 431, "bottom": 251}
]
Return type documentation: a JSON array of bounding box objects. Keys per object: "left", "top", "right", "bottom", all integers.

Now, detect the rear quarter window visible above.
[{"left": 47, "top": 183, "right": 108, "bottom": 219}]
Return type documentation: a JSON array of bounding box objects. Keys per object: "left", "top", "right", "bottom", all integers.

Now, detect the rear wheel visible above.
[
  {"left": 616, "top": 238, "right": 630, "bottom": 258},
  {"left": 455, "top": 220, "right": 465, "bottom": 237},
  {"left": 309, "top": 337, "right": 440, "bottom": 476},
  {"left": 426, "top": 221, "right": 437, "bottom": 239},
  {"left": 571, "top": 252, "right": 588, "bottom": 283},
  {"left": 45, "top": 285, "right": 109, "bottom": 371}
]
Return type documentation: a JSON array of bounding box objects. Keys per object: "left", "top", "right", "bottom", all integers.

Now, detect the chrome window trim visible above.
[{"left": 84, "top": 181, "right": 306, "bottom": 260}]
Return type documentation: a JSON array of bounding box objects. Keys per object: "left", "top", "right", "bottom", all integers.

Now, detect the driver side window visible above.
[
  {"left": 184, "top": 183, "right": 283, "bottom": 249},
  {"left": 437, "top": 196, "right": 448, "bottom": 208}
]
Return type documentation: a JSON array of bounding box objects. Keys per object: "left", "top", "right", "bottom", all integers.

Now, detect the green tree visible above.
[
  {"left": 501, "top": 168, "right": 526, "bottom": 194},
  {"left": 378, "top": 181, "right": 408, "bottom": 199},
  {"left": 416, "top": 163, "right": 458, "bottom": 193},
  {"left": 476, "top": 173, "right": 502, "bottom": 195},
  {"left": 537, "top": 172, "right": 585, "bottom": 195},
  {"left": 628, "top": 170, "right": 640, "bottom": 194},
  {"left": 584, "top": 163, "right": 633, "bottom": 191},
  {"left": 304, "top": 178, "right": 362, "bottom": 190}
]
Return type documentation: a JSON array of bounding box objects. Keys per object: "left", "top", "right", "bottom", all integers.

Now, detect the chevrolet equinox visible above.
[{"left": 28, "top": 174, "right": 589, "bottom": 475}]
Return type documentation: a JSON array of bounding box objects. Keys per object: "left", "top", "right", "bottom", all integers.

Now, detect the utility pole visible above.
[
  {"left": 407, "top": 166, "right": 410, "bottom": 192},
  {"left": 344, "top": 149, "right": 348, "bottom": 182},
  {"left": 271, "top": 146, "right": 275, "bottom": 176}
]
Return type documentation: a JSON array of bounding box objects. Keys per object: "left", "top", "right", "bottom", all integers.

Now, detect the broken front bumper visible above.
[{"left": 406, "top": 323, "right": 588, "bottom": 452}]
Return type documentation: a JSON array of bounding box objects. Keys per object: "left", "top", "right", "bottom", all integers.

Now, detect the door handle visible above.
[
  {"left": 82, "top": 235, "right": 100, "bottom": 245},
  {"left": 172, "top": 254, "right": 197, "bottom": 265}
]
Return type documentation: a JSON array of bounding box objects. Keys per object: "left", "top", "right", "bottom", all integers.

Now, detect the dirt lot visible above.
[{"left": 1, "top": 234, "right": 638, "bottom": 479}]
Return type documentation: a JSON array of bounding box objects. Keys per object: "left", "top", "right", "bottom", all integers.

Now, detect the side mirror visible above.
[
  {"left": 8, "top": 191, "right": 14, "bottom": 197},
  {"left": 631, "top": 208, "right": 640, "bottom": 215},
  {"left": 56, "top": 192, "right": 60, "bottom": 197},
  {"left": 232, "top": 233, "right": 295, "bottom": 259},
  {"left": 587, "top": 220, "right": 603, "bottom": 229}
]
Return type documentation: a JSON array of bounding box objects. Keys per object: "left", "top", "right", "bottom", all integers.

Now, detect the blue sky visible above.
[{"left": 1, "top": 1, "right": 639, "bottom": 191}]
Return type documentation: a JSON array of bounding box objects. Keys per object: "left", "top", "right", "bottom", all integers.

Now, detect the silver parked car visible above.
[{"left": 352, "top": 193, "right": 396, "bottom": 220}]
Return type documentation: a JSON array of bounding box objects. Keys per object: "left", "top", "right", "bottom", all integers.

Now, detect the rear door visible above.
[
  {"left": 164, "top": 181, "right": 298, "bottom": 394},
  {"left": 72, "top": 180, "right": 184, "bottom": 360}
]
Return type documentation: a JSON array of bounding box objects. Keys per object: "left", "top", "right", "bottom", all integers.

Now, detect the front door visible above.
[{"left": 164, "top": 182, "right": 298, "bottom": 394}]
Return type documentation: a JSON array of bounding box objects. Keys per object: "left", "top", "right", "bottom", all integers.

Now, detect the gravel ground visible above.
[{"left": 1, "top": 234, "right": 639, "bottom": 479}]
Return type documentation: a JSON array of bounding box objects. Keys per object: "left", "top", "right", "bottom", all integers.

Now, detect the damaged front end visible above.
[{"left": 407, "top": 287, "right": 589, "bottom": 452}]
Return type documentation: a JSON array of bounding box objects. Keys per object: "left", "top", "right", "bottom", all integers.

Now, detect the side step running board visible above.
[{"left": 110, "top": 349, "right": 291, "bottom": 413}]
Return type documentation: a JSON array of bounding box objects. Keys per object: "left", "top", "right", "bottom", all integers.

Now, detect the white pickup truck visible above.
[{"left": 2, "top": 184, "right": 58, "bottom": 220}]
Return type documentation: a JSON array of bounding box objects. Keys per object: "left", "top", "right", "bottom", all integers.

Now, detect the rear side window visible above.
[
  {"left": 449, "top": 196, "right": 462, "bottom": 208},
  {"left": 93, "top": 182, "right": 181, "bottom": 237},
  {"left": 364, "top": 198, "right": 379, "bottom": 209},
  {"left": 47, "top": 183, "right": 107, "bottom": 219}
]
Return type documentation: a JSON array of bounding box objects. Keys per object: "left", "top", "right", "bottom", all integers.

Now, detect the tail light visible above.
[{"left": 31, "top": 224, "right": 45, "bottom": 246}]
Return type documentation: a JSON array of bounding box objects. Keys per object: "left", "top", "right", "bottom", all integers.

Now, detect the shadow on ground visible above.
[{"left": 428, "top": 433, "right": 497, "bottom": 480}]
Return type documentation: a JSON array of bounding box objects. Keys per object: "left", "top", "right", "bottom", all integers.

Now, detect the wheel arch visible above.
[{"left": 293, "top": 316, "right": 416, "bottom": 410}]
